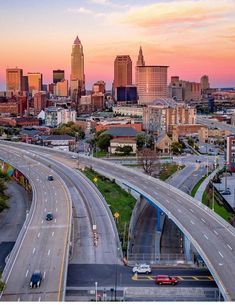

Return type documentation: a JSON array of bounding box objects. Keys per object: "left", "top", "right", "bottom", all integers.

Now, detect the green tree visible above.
[
  {"left": 188, "top": 137, "right": 195, "bottom": 148},
  {"left": 97, "top": 134, "right": 113, "bottom": 151},
  {"left": 115, "top": 145, "right": 133, "bottom": 156},
  {"left": 171, "top": 142, "right": 183, "bottom": 155}
]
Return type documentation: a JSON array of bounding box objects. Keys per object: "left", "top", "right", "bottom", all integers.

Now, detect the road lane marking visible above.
[
  {"left": 41, "top": 220, "right": 44, "bottom": 224},
  {"left": 32, "top": 248, "right": 36, "bottom": 254},
  {"left": 56, "top": 208, "right": 58, "bottom": 212},
  {"left": 55, "top": 219, "right": 57, "bottom": 223},
  {"left": 52, "top": 231, "right": 55, "bottom": 237},
  {"left": 48, "top": 249, "right": 51, "bottom": 256},
  {"left": 190, "top": 220, "right": 195, "bottom": 225},
  {"left": 38, "top": 297, "right": 41, "bottom": 302},
  {"left": 213, "top": 230, "right": 218, "bottom": 236},
  {"left": 44, "top": 192, "right": 46, "bottom": 195},
  {"left": 193, "top": 276, "right": 199, "bottom": 281},
  {"left": 44, "top": 208, "right": 46, "bottom": 212},
  {"left": 227, "top": 244, "right": 232, "bottom": 251},
  {"left": 45, "top": 198, "right": 47, "bottom": 202},
  {"left": 37, "top": 232, "right": 40, "bottom": 238},
  {"left": 176, "top": 199, "right": 181, "bottom": 203},
  {"left": 55, "top": 192, "right": 57, "bottom": 195},
  {"left": 43, "top": 271, "right": 46, "bottom": 279},
  {"left": 189, "top": 209, "right": 194, "bottom": 213},
  {"left": 166, "top": 199, "right": 170, "bottom": 203},
  {"left": 201, "top": 218, "right": 206, "bottom": 223},
  {"left": 17, "top": 298, "right": 20, "bottom": 302},
  {"left": 177, "top": 209, "right": 182, "bottom": 213},
  {"left": 25, "top": 269, "right": 29, "bottom": 277},
  {"left": 218, "top": 251, "right": 224, "bottom": 258},
  {"left": 204, "top": 234, "right": 208, "bottom": 240}
]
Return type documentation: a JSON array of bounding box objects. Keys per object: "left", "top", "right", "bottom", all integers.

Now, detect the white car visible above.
[{"left": 132, "top": 264, "right": 151, "bottom": 274}]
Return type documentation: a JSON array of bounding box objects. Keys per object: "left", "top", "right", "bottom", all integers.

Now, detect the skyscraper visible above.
[
  {"left": 113, "top": 55, "right": 132, "bottom": 93},
  {"left": 53, "top": 70, "right": 65, "bottom": 84},
  {"left": 135, "top": 47, "right": 168, "bottom": 105},
  {"left": 200, "top": 75, "right": 210, "bottom": 91},
  {"left": 70, "top": 36, "right": 85, "bottom": 100},
  {"left": 28, "top": 72, "right": 42, "bottom": 94},
  {"left": 6, "top": 68, "right": 23, "bottom": 91}
]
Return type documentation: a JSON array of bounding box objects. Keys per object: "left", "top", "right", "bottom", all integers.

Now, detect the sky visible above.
[{"left": 1, "top": 0, "right": 235, "bottom": 90}]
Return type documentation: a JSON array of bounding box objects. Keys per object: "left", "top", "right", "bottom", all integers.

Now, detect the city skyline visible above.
[{"left": 1, "top": 0, "right": 235, "bottom": 90}]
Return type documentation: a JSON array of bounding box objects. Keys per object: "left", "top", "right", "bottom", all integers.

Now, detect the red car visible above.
[{"left": 155, "top": 275, "right": 178, "bottom": 285}]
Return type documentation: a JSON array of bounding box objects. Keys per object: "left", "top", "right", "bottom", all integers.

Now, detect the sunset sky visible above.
[{"left": 1, "top": 0, "right": 235, "bottom": 90}]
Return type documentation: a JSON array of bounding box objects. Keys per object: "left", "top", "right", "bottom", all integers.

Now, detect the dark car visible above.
[
  {"left": 46, "top": 212, "right": 53, "bottom": 221},
  {"left": 221, "top": 190, "right": 231, "bottom": 195},
  {"left": 155, "top": 275, "right": 178, "bottom": 285},
  {"left": 30, "top": 270, "right": 42, "bottom": 288},
  {"left": 48, "top": 175, "right": 54, "bottom": 181}
]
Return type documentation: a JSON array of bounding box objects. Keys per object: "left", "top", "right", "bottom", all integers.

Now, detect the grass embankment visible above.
[
  {"left": 93, "top": 150, "right": 107, "bottom": 158},
  {"left": 191, "top": 175, "right": 208, "bottom": 197},
  {"left": 83, "top": 168, "right": 136, "bottom": 252},
  {"left": 202, "top": 188, "right": 233, "bottom": 222},
  {"left": 159, "top": 163, "right": 185, "bottom": 181},
  {"left": 0, "top": 173, "right": 9, "bottom": 213}
]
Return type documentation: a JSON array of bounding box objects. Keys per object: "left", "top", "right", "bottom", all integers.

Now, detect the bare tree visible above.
[{"left": 137, "top": 148, "right": 159, "bottom": 176}]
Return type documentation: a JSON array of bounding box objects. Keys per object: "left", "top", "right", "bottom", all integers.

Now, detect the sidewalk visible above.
[{"left": 194, "top": 167, "right": 221, "bottom": 202}]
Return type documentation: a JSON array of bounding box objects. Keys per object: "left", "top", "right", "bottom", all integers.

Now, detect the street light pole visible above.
[
  {"left": 212, "top": 182, "right": 215, "bottom": 211},
  {"left": 114, "top": 247, "right": 120, "bottom": 301},
  {"left": 95, "top": 282, "right": 98, "bottom": 302}
]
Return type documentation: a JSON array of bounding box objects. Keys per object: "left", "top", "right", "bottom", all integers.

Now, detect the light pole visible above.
[
  {"left": 95, "top": 281, "right": 98, "bottom": 302},
  {"left": 114, "top": 247, "right": 120, "bottom": 301},
  {"left": 212, "top": 182, "right": 215, "bottom": 211}
]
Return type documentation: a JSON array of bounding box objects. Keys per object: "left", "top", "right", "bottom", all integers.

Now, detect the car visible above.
[
  {"left": 155, "top": 275, "right": 178, "bottom": 285},
  {"left": 46, "top": 212, "right": 53, "bottom": 221},
  {"left": 71, "top": 155, "right": 77, "bottom": 159},
  {"left": 195, "top": 160, "right": 201, "bottom": 163},
  {"left": 48, "top": 175, "right": 54, "bottom": 181},
  {"left": 221, "top": 190, "right": 231, "bottom": 195},
  {"left": 30, "top": 270, "right": 42, "bottom": 288},
  {"left": 132, "top": 264, "right": 151, "bottom": 274}
]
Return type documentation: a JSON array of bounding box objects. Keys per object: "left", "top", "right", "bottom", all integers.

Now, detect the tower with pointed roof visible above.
[
  {"left": 136, "top": 46, "right": 145, "bottom": 67},
  {"left": 70, "top": 35, "right": 85, "bottom": 100}
]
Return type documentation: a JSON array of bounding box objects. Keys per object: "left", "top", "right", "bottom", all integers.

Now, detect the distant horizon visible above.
[{"left": 1, "top": 0, "right": 235, "bottom": 91}]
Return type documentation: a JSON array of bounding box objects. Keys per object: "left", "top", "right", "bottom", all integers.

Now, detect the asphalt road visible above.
[
  {"left": 197, "top": 115, "right": 235, "bottom": 133},
  {"left": 0, "top": 147, "right": 71, "bottom": 301},
  {"left": 2, "top": 142, "right": 235, "bottom": 301}
]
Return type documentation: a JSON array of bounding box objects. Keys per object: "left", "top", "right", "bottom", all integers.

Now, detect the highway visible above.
[
  {"left": 197, "top": 115, "right": 235, "bottom": 133},
  {"left": 1, "top": 142, "right": 235, "bottom": 301},
  {"left": 0, "top": 148, "right": 71, "bottom": 301}
]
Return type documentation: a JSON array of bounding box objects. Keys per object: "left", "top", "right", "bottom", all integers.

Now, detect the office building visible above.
[
  {"left": 116, "top": 86, "right": 137, "bottom": 103},
  {"left": 200, "top": 75, "right": 210, "bottom": 91},
  {"left": 226, "top": 135, "right": 235, "bottom": 172},
  {"left": 22, "top": 76, "right": 29, "bottom": 92},
  {"left": 6, "top": 68, "right": 23, "bottom": 91},
  {"left": 93, "top": 81, "right": 106, "bottom": 94},
  {"left": 113, "top": 55, "right": 132, "bottom": 94},
  {"left": 28, "top": 72, "right": 42, "bottom": 94},
  {"left": 33, "top": 92, "right": 47, "bottom": 114},
  {"left": 55, "top": 80, "right": 68, "bottom": 97},
  {"left": 70, "top": 36, "right": 85, "bottom": 100},
  {"left": 53, "top": 70, "right": 65, "bottom": 84}
]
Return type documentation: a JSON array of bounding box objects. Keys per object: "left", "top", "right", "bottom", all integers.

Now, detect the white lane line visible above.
[
  {"left": 55, "top": 192, "right": 57, "bottom": 195},
  {"left": 166, "top": 199, "right": 170, "bottom": 203},
  {"left": 41, "top": 220, "right": 44, "bottom": 224},
  {"left": 213, "top": 230, "right": 218, "bottom": 236},
  {"left": 43, "top": 271, "right": 46, "bottom": 279},
  {"left": 218, "top": 251, "right": 224, "bottom": 258},
  {"left": 56, "top": 208, "right": 58, "bottom": 212},
  {"left": 54, "top": 219, "right": 57, "bottom": 223},
  {"left": 37, "top": 232, "right": 40, "bottom": 238},
  {"left": 38, "top": 297, "right": 41, "bottom": 302},
  {"left": 189, "top": 209, "right": 194, "bottom": 213},
  {"left": 44, "top": 208, "right": 46, "bottom": 212},
  {"left": 177, "top": 208, "right": 182, "bottom": 213},
  {"left": 190, "top": 220, "right": 195, "bottom": 225},
  {"left": 55, "top": 199, "right": 58, "bottom": 204},
  {"left": 52, "top": 231, "right": 55, "bottom": 237},
  {"left": 32, "top": 248, "right": 36, "bottom": 254},
  {"left": 25, "top": 269, "right": 29, "bottom": 277},
  {"left": 48, "top": 249, "right": 51, "bottom": 256},
  {"left": 227, "top": 244, "right": 233, "bottom": 251},
  {"left": 44, "top": 192, "right": 46, "bottom": 195},
  {"left": 177, "top": 199, "right": 181, "bottom": 203},
  {"left": 203, "top": 234, "right": 208, "bottom": 240},
  {"left": 201, "top": 218, "right": 206, "bottom": 223},
  {"left": 45, "top": 198, "right": 47, "bottom": 202}
]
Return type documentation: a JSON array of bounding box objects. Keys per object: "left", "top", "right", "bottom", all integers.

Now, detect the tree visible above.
[
  {"left": 96, "top": 134, "right": 113, "bottom": 151},
  {"left": 136, "top": 133, "right": 154, "bottom": 149},
  {"left": 137, "top": 148, "right": 159, "bottom": 176},
  {"left": 188, "top": 137, "right": 195, "bottom": 148},
  {"left": 171, "top": 142, "right": 183, "bottom": 155},
  {"left": 115, "top": 145, "right": 133, "bottom": 156}
]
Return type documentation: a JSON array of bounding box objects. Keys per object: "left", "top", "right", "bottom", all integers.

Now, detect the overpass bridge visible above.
[{"left": 1, "top": 141, "right": 235, "bottom": 301}]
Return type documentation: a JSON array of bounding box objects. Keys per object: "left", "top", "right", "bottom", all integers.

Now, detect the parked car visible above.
[
  {"left": 46, "top": 212, "right": 53, "bottom": 221},
  {"left": 155, "top": 275, "right": 178, "bottom": 285},
  {"left": 195, "top": 160, "right": 201, "bottom": 163},
  {"left": 132, "top": 264, "right": 151, "bottom": 274},
  {"left": 30, "top": 270, "right": 42, "bottom": 288}
]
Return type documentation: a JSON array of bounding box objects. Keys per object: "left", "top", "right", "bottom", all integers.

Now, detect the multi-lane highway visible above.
[
  {"left": 1, "top": 141, "right": 235, "bottom": 301},
  {"left": 0, "top": 147, "right": 72, "bottom": 301}
]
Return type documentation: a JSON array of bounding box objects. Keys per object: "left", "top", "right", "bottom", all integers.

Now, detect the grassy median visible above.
[
  {"left": 83, "top": 168, "right": 136, "bottom": 252},
  {"left": 0, "top": 173, "right": 9, "bottom": 213},
  {"left": 159, "top": 163, "right": 185, "bottom": 181}
]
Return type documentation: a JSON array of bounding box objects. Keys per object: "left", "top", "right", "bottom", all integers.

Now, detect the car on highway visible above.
[
  {"left": 46, "top": 212, "right": 53, "bottom": 221},
  {"left": 30, "top": 270, "right": 42, "bottom": 288},
  {"left": 48, "top": 175, "right": 54, "bottom": 181},
  {"left": 155, "top": 275, "right": 178, "bottom": 285},
  {"left": 132, "top": 264, "right": 151, "bottom": 274},
  {"left": 71, "top": 155, "right": 77, "bottom": 159},
  {"left": 221, "top": 190, "right": 231, "bottom": 195},
  {"left": 195, "top": 160, "right": 201, "bottom": 163}
]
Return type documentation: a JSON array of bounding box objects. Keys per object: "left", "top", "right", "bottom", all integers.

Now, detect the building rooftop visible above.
[
  {"left": 74, "top": 35, "right": 81, "bottom": 45},
  {"left": 43, "top": 134, "right": 75, "bottom": 141},
  {"left": 103, "top": 127, "right": 137, "bottom": 137}
]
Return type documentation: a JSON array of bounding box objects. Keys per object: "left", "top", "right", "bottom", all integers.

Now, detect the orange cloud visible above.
[{"left": 119, "top": 0, "right": 234, "bottom": 29}]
